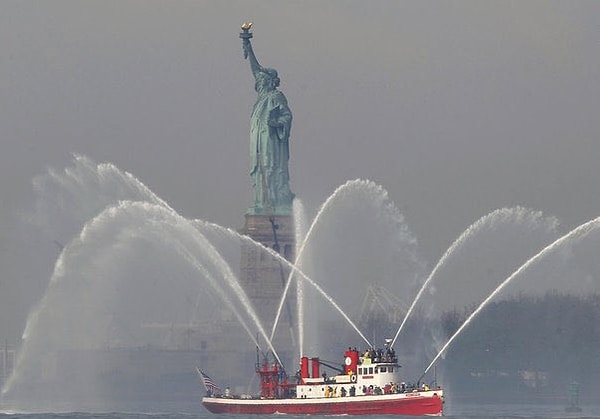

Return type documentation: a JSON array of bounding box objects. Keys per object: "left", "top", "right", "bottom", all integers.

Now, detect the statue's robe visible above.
[{"left": 250, "top": 89, "right": 293, "bottom": 212}]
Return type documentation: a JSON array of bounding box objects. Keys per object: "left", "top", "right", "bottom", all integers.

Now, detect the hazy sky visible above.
[{"left": 1, "top": 1, "right": 599, "bottom": 341}]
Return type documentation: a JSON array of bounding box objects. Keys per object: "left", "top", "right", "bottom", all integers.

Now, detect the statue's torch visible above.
[{"left": 240, "top": 22, "right": 253, "bottom": 59}]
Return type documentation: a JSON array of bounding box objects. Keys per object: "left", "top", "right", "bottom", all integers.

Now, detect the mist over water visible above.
[
  {"left": 4, "top": 201, "right": 269, "bottom": 404},
  {"left": 3, "top": 155, "right": 600, "bottom": 411},
  {"left": 4, "top": 160, "right": 428, "bottom": 410},
  {"left": 3, "top": 157, "right": 281, "bottom": 409}
]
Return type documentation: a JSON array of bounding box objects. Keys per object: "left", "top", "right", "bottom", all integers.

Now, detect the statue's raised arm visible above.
[{"left": 240, "top": 22, "right": 262, "bottom": 78}]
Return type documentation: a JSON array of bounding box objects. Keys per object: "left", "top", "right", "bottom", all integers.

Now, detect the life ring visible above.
[{"left": 351, "top": 374, "right": 357, "bottom": 383}]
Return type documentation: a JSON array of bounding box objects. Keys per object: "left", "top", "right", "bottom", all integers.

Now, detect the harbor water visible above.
[{"left": 2, "top": 402, "right": 600, "bottom": 419}]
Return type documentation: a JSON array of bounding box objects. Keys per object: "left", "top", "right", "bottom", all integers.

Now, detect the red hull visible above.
[{"left": 203, "top": 392, "right": 443, "bottom": 416}]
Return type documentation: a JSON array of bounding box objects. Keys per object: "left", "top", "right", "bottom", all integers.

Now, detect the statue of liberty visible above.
[{"left": 240, "top": 23, "right": 294, "bottom": 214}]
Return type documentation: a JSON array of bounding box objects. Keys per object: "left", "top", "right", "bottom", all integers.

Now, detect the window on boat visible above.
[
  {"left": 369, "top": 367, "right": 373, "bottom": 374},
  {"left": 389, "top": 367, "right": 393, "bottom": 373},
  {"left": 380, "top": 367, "right": 386, "bottom": 373},
  {"left": 358, "top": 368, "right": 363, "bottom": 375},
  {"left": 374, "top": 367, "right": 378, "bottom": 374}
]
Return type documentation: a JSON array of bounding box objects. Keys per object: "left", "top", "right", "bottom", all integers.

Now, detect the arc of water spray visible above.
[
  {"left": 167, "top": 239, "right": 259, "bottom": 348},
  {"left": 190, "top": 220, "right": 295, "bottom": 365},
  {"left": 293, "top": 201, "right": 307, "bottom": 357},
  {"left": 391, "top": 207, "right": 546, "bottom": 348},
  {"left": 390, "top": 248, "right": 448, "bottom": 349},
  {"left": 419, "top": 215, "right": 600, "bottom": 381},
  {"left": 161, "top": 214, "right": 283, "bottom": 366},
  {"left": 2, "top": 202, "right": 285, "bottom": 396},
  {"left": 271, "top": 180, "right": 374, "bottom": 354},
  {"left": 97, "top": 160, "right": 175, "bottom": 212},
  {"left": 390, "top": 212, "right": 493, "bottom": 348},
  {"left": 196, "top": 220, "right": 373, "bottom": 351},
  {"left": 265, "top": 243, "right": 372, "bottom": 348}
]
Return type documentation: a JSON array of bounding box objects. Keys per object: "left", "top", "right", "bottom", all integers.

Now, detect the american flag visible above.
[{"left": 197, "top": 368, "right": 221, "bottom": 395}]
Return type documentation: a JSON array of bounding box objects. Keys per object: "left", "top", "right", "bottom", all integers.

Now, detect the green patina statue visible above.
[{"left": 240, "top": 23, "right": 294, "bottom": 215}]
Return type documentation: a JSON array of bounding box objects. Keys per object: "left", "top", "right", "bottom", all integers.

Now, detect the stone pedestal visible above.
[{"left": 239, "top": 213, "right": 296, "bottom": 352}]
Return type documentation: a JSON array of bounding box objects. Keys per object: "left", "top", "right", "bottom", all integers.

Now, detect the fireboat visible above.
[{"left": 201, "top": 343, "right": 444, "bottom": 416}]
